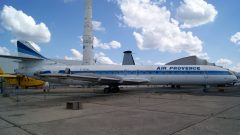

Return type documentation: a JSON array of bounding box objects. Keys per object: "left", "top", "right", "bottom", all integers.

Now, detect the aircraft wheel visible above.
[
  {"left": 104, "top": 88, "right": 110, "bottom": 93},
  {"left": 203, "top": 88, "right": 208, "bottom": 93},
  {"left": 112, "top": 87, "right": 120, "bottom": 93},
  {"left": 203, "top": 85, "right": 209, "bottom": 93},
  {"left": 218, "top": 88, "right": 225, "bottom": 92}
]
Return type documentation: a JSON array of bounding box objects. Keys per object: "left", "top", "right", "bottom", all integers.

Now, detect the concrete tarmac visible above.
[{"left": 0, "top": 86, "right": 240, "bottom": 135}]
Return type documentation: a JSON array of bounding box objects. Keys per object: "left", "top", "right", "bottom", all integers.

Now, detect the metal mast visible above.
[{"left": 82, "top": 0, "right": 94, "bottom": 65}]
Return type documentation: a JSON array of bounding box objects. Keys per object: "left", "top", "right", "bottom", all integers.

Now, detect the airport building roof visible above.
[{"left": 166, "top": 56, "right": 215, "bottom": 66}]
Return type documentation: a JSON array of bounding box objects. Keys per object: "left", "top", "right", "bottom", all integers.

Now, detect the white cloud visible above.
[
  {"left": 135, "top": 57, "right": 140, "bottom": 60},
  {"left": 0, "top": 5, "right": 51, "bottom": 43},
  {"left": 92, "top": 21, "right": 105, "bottom": 31},
  {"left": 117, "top": 0, "right": 203, "bottom": 55},
  {"left": 216, "top": 58, "right": 232, "bottom": 67},
  {"left": 230, "top": 32, "right": 240, "bottom": 45},
  {"left": 94, "top": 37, "right": 121, "bottom": 49},
  {"left": 109, "top": 41, "right": 121, "bottom": 49},
  {"left": 95, "top": 52, "right": 117, "bottom": 65},
  {"left": 64, "top": 56, "right": 73, "bottom": 60},
  {"left": 230, "top": 64, "right": 240, "bottom": 72},
  {"left": 0, "top": 46, "right": 10, "bottom": 55},
  {"left": 134, "top": 57, "right": 161, "bottom": 65},
  {"left": 153, "top": 0, "right": 167, "bottom": 5},
  {"left": 79, "top": 36, "right": 121, "bottom": 50},
  {"left": 65, "top": 49, "right": 117, "bottom": 65},
  {"left": 176, "top": 0, "right": 218, "bottom": 28},
  {"left": 10, "top": 39, "right": 17, "bottom": 45},
  {"left": 154, "top": 62, "right": 165, "bottom": 65},
  {"left": 65, "top": 49, "right": 83, "bottom": 60},
  {"left": 191, "top": 52, "right": 209, "bottom": 60},
  {"left": 147, "top": 60, "right": 152, "bottom": 64},
  {"left": 63, "top": 0, "right": 76, "bottom": 3}
]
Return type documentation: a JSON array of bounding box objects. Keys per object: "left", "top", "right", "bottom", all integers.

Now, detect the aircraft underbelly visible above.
[
  {"left": 147, "top": 75, "right": 205, "bottom": 85},
  {"left": 147, "top": 75, "right": 231, "bottom": 85},
  {"left": 38, "top": 74, "right": 235, "bottom": 86},
  {"left": 207, "top": 75, "right": 232, "bottom": 84}
]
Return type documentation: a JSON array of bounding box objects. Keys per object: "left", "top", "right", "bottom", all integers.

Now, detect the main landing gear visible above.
[
  {"left": 104, "top": 86, "right": 120, "bottom": 93},
  {"left": 203, "top": 85, "right": 210, "bottom": 93},
  {"left": 171, "top": 85, "right": 181, "bottom": 89},
  {"left": 217, "top": 85, "right": 225, "bottom": 92}
]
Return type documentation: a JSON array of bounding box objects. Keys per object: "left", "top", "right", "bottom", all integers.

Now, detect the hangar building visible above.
[{"left": 166, "top": 56, "right": 215, "bottom": 66}]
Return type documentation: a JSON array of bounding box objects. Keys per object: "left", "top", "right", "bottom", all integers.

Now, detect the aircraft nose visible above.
[{"left": 232, "top": 75, "right": 238, "bottom": 83}]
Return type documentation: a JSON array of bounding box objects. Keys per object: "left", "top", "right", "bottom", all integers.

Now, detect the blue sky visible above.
[{"left": 0, "top": 0, "right": 240, "bottom": 71}]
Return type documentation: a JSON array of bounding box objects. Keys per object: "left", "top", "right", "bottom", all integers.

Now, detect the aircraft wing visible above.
[
  {"left": 121, "top": 78, "right": 150, "bottom": 84},
  {"left": 38, "top": 74, "right": 149, "bottom": 85},
  {"left": 0, "top": 74, "right": 17, "bottom": 78}
]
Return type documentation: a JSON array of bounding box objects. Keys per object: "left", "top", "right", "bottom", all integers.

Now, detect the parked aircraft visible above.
[
  {"left": 234, "top": 73, "right": 240, "bottom": 86},
  {"left": 0, "top": 41, "right": 237, "bottom": 93},
  {"left": 0, "top": 67, "right": 44, "bottom": 89}
]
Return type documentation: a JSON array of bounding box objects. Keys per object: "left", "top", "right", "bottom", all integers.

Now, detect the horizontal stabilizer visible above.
[{"left": 0, "top": 54, "right": 43, "bottom": 61}]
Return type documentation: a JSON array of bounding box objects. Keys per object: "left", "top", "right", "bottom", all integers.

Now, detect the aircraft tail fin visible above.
[
  {"left": 17, "top": 40, "right": 46, "bottom": 59},
  {"left": 122, "top": 51, "right": 135, "bottom": 65}
]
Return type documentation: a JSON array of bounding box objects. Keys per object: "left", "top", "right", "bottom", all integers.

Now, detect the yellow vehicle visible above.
[{"left": 0, "top": 68, "right": 44, "bottom": 89}]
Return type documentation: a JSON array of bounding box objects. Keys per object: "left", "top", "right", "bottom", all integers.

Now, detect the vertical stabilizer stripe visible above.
[{"left": 17, "top": 41, "right": 45, "bottom": 59}]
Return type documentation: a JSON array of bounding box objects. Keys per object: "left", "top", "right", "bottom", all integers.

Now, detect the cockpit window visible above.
[{"left": 228, "top": 71, "right": 235, "bottom": 75}]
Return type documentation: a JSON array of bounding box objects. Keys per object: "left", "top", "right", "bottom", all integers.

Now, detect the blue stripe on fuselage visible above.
[
  {"left": 71, "top": 70, "right": 231, "bottom": 75},
  {"left": 40, "top": 70, "right": 231, "bottom": 75}
]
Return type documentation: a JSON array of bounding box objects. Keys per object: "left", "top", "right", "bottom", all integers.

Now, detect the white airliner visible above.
[{"left": 0, "top": 41, "right": 237, "bottom": 93}]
